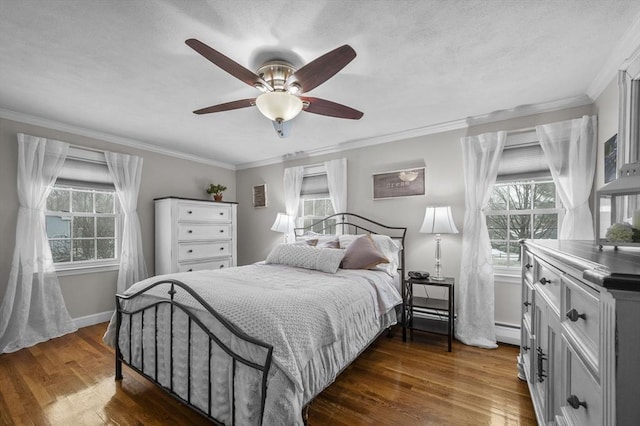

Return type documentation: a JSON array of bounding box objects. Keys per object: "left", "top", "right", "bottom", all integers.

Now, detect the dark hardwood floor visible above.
[{"left": 0, "top": 323, "right": 535, "bottom": 425}]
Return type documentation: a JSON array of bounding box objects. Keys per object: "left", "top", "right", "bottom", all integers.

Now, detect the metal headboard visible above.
[{"left": 294, "top": 212, "right": 407, "bottom": 277}]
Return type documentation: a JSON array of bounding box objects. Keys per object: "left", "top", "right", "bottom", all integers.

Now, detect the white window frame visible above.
[
  {"left": 46, "top": 185, "right": 121, "bottom": 275},
  {"left": 46, "top": 144, "right": 122, "bottom": 275},
  {"left": 297, "top": 164, "right": 336, "bottom": 233},
  {"left": 487, "top": 178, "right": 563, "bottom": 276}
]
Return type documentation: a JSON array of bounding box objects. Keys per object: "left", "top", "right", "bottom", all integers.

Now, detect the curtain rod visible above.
[
  {"left": 69, "top": 143, "right": 107, "bottom": 154},
  {"left": 507, "top": 126, "right": 536, "bottom": 135}
]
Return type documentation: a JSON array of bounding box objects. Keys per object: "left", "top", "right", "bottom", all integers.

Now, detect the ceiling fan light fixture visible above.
[
  {"left": 255, "top": 91, "right": 303, "bottom": 122},
  {"left": 254, "top": 82, "right": 270, "bottom": 93},
  {"left": 287, "top": 82, "right": 301, "bottom": 94}
]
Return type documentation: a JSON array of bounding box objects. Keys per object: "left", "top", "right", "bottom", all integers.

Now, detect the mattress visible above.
[{"left": 103, "top": 263, "right": 401, "bottom": 425}]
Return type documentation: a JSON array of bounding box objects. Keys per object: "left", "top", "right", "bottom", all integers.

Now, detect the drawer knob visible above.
[
  {"left": 539, "top": 277, "right": 551, "bottom": 285},
  {"left": 525, "top": 263, "right": 533, "bottom": 270},
  {"left": 220, "top": 229, "right": 224, "bottom": 233},
  {"left": 220, "top": 247, "right": 224, "bottom": 251},
  {"left": 566, "top": 308, "right": 586, "bottom": 322},
  {"left": 523, "top": 301, "right": 531, "bottom": 307},
  {"left": 188, "top": 249, "right": 193, "bottom": 253},
  {"left": 188, "top": 210, "right": 193, "bottom": 214},
  {"left": 188, "top": 230, "right": 193, "bottom": 234},
  {"left": 188, "top": 268, "right": 193, "bottom": 272},
  {"left": 567, "top": 394, "right": 587, "bottom": 410},
  {"left": 219, "top": 265, "right": 224, "bottom": 269},
  {"left": 219, "top": 212, "right": 224, "bottom": 215}
]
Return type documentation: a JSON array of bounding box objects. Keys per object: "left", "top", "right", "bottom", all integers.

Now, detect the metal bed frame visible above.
[{"left": 114, "top": 212, "right": 406, "bottom": 425}]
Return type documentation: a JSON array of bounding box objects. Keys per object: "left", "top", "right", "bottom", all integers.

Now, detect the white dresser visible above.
[
  {"left": 518, "top": 240, "right": 640, "bottom": 426},
  {"left": 154, "top": 197, "right": 238, "bottom": 275}
]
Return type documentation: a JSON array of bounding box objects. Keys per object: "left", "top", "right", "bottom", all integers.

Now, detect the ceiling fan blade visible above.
[
  {"left": 186, "top": 39, "right": 271, "bottom": 90},
  {"left": 302, "top": 97, "right": 363, "bottom": 120},
  {"left": 286, "top": 45, "right": 356, "bottom": 93},
  {"left": 193, "top": 98, "right": 256, "bottom": 115}
]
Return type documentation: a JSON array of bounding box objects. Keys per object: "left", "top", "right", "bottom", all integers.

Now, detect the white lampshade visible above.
[
  {"left": 271, "top": 212, "right": 294, "bottom": 233},
  {"left": 420, "top": 206, "right": 459, "bottom": 234},
  {"left": 255, "top": 92, "right": 303, "bottom": 122}
]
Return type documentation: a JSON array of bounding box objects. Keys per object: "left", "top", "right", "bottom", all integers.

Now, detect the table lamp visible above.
[
  {"left": 420, "top": 206, "right": 459, "bottom": 281},
  {"left": 271, "top": 212, "right": 294, "bottom": 243}
]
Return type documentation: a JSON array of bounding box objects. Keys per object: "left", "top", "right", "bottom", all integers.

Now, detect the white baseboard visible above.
[
  {"left": 73, "top": 310, "right": 114, "bottom": 328},
  {"left": 413, "top": 312, "right": 522, "bottom": 346},
  {"left": 496, "top": 323, "right": 521, "bottom": 346}
]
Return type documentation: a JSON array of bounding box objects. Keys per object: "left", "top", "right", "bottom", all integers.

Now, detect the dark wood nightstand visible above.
[{"left": 403, "top": 276, "right": 455, "bottom": 351}]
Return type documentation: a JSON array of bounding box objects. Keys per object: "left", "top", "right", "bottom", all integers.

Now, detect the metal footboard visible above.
[{"left": 114, "top": 279, "right": 273, "bottom": 425}]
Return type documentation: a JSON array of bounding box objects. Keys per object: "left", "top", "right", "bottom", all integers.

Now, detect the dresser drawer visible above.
[
  {"left": 177, "top": 202, "right": 231, "bottom": 222},
  {"left": 523, "top": 281, "right": 534, "bottom": 324},
  {"left": 561, "top": 342, "right": 602, "bottom": 426},
  {"left": 535, "top": 258, "right": 562, "bottom": 312},
  {"left": 178, "top": 242, "right": 230, "bottom": 261},
  {"left": 177, "top": 259, "right": 230, "bottom": 272},
  {"left": 562, "top": 275, "right": 600, "bottom": 374},
  {"left": 520, "top": 321, "right": 533, "bottom": 381},
  {"left": 523, "top": 249, "right": 535, "bottom": 284},
  {"left": 177, "top": 224, "right": 231, "bottom": 241}
]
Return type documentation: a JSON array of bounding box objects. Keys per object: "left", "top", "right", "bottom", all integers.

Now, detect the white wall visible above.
[
  {"left": 237, "top": 129, "right": 467, "bottom": 305},
  {"left": 0, "top": 117, "right": 235, "bottom": 320}
]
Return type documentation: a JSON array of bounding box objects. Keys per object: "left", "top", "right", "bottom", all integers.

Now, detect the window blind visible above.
[
  {"left": 300, "top": 173, "right": 329, "bottom": 199},
  {"left": 56, "top": 146, "right": 114, "bottom": 190},
  {"left": 497, "top": 133, "right": 551, "bottom": 182}
]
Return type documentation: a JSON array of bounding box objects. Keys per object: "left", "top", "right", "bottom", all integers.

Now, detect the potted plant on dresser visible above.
[{"left": 206, "top": 184, "right": 227, "bottom": 201}]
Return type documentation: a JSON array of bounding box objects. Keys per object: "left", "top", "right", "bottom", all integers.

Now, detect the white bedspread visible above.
[{"left": 103, "top": 264, "right": 400, "bottom": 425}]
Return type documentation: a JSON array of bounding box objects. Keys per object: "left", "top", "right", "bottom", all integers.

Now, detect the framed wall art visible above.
[
  {"left": 604, "top": 134, "right": 617, "bottom": 183},
  {"left": 252, "top": 184, "right": 267, "bottom": 208},
  {"left": 372, "top": 167, "right": 425, "bottom": 200}
]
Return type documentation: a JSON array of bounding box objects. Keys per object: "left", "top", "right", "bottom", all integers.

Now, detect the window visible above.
[
  {"left": 487, "top": 131, "right": 562, "bottom": 269},
  {"left": 46, "top": 187, "right": 118, "bottom": 266},
  {"left": 486, "top": 179, "right": 562, "bottom": 267},
  {"left": 301, "top": 197, "right": 335, "bottom": 232},
  {"left": 298, "top": 165, "right": 336, "bottom": 233}
]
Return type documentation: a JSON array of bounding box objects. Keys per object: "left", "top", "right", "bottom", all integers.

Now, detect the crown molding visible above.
[
  {"left": 464, "top": 94, "right": 593, "bottom": 127},
  {"left": 236, "top": 118, "right": 470, "bottom": 170},
  {"left": 236, "top": 94, "right": 593, "bottom": 170},
  {"left": 0, "top": 109, "right": 236, "bottom": 171},
  {"left": 587, "top": 14, "right": 640, "bottom": 99}
]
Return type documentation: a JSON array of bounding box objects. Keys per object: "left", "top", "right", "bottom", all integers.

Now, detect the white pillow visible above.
[
  {"left": 339, "top": 234, "right": 401, "bottom": 277},
  {"left": 296, "top": 232, "right": 339, "bottom": 248},
  {"left": 265, "top": 244, "right": 345, "bottom": 274}
]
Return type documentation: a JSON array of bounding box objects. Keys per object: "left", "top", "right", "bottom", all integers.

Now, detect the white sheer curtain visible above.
[
  {"left": 457, "top": 131, "right": 506, "bottom": 349},
  {"left": 0, "top": 134, "right": 77, "bottom": 353},
  {"left": 283, "top": 166, "right": 304, "bottom": 240},
  {"left": 324, "top": 158, "right": 347, "bottom": 214},
  {"left": 536, "top": 115, "right": 597, "bottom": 240},
  {"left": 105, "top": 152, "right": 148, "bottom": 293}
]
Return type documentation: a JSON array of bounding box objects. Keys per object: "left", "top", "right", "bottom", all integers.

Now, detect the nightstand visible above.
[{"left": 403, "top": 276, "right": 455, "bottom": 351}]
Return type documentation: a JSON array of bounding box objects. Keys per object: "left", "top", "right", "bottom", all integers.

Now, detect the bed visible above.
[{"left": 103, "top": 213, "right": 406, "bottom": 425}]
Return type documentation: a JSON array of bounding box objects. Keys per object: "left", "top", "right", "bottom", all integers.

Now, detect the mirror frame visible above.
[{"left": 617, "top": 48, "right": 640, "bottom": 170}]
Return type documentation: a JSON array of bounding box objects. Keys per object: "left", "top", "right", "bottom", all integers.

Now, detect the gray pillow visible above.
[
  {"left": 340, "top": 234, "right": 389, "bottom": 270},
  {"left": 265, "top": 244, "right": 346, "bottom": 274}
]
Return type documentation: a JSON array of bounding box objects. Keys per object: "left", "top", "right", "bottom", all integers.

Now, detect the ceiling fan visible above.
[{"left": 185, "top": 39, "right": 363, "bottom": 137}]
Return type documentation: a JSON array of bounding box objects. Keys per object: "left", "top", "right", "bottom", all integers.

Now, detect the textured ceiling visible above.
[{"left": 1, "top": 0, "right": 639, "bottom": 168}]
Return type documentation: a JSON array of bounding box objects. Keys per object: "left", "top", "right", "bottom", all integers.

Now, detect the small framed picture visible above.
[
  {"left": 372, "top": 167, "right": 426, "bottom": 200},
  {"left": 604, "top": 134, "right": 617, "bottom": 183},
  {"left": 252, "top": 184, "right": 267, "bottom": 208}
]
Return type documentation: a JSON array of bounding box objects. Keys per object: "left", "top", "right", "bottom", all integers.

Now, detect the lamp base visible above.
[{"left": 430, "top": 275, "right": 445, "bottom": 281}]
